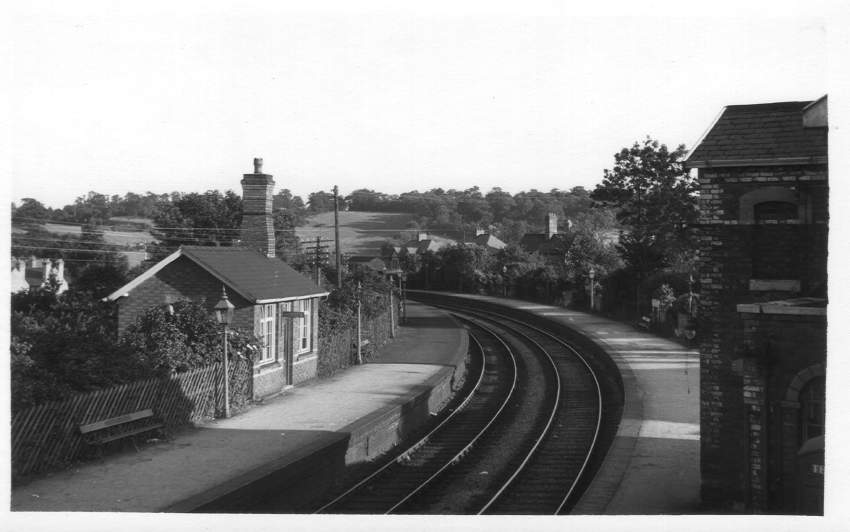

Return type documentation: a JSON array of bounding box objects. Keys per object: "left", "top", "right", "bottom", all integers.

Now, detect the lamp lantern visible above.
[{"left": 214, "top": 286, "right": 235, "bottom": 325}]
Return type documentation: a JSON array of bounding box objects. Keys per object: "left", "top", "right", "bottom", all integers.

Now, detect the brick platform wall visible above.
[{"left": 697, "top": 164, "right": 828, "bottom": 512}]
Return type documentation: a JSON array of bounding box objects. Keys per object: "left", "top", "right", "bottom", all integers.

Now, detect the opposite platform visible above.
[
  {"left": 410, "top": 291, "right": 700, "bottom": 514},
  {"left": 11, "top": 301, "right": 468, "bottom": 513}
]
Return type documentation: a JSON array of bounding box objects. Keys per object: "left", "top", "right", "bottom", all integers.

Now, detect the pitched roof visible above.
[
  {"left": 471, "top": 233, "right": 507, "bottom": 249},
  {"left": 685, "top": 100, "right": 828, "bottom": 168},
  {"left": 402, "top": 234, "right": 457, "bottom": 253},
  {"left": 106, "top": 246, "right": 328, "bottom": 303}
]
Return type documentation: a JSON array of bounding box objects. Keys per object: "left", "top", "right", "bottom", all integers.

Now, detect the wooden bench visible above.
[{"left": 79, "top": 409, "right": 165, "bottom": 453}]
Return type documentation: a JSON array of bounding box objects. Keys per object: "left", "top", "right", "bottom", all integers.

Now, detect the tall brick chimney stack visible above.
[
  {"left": 545, "top": 212, "right": 558, "bottom": 239},
  {"left": 240, "top": 157, "right": 276, "bottom": 258}
]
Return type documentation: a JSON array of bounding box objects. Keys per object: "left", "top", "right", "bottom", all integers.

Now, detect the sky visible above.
[
  {"left": 4, "top": 3, "right": 850, "bottom": 530},
  {"left": 4, "top": 2, "right": 842, "bottom": 209}
]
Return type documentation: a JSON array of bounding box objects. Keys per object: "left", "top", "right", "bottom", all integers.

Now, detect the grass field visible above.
[
  {"left": 40, "top": 223, "right": 155, "bottom": 247},
  {"left": 295, "top": 211, "right": 418, "bottom": 256}
]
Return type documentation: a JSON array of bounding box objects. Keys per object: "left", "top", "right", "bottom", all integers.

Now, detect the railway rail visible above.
[{"left": 315, "top": 297, "right": 621, "bottom": 515}]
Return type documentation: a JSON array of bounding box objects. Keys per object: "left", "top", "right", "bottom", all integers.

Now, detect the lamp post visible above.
[
  {"left": 214, "top": 286, "right": 235, "bottom": 418},
  {"left": 589, "top": 267, "right": 596, "bottom": 312}
]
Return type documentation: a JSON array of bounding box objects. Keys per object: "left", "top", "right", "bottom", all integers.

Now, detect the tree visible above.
[
  {"left": 12, "top": 198, "right": 50, "bottom": 223},
  {"left": 151, "top": 190, "right": 242, "bottom": 250},
  {"left": 439, "top": 244, "right": 495, "bottom": 292},
  {"left": 591, "top": 137, "right": 697, "bottom": 274},
  {"left": 11, "top": 285, "right": 138, "bottom": 411},
  {"left": 273, "top": 189, "right": 306, "bottom": 215},
  {"left": 307, "top": 191, "right": 335, "bottom": 213},
  {"left": 273, "top": 209, "right": 302, "bottom": 261},
  {"left": 564, "top": 229, "right": 622, "bottom": 282}
]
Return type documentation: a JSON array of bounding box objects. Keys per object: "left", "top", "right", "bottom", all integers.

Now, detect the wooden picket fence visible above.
[
  {"left": 11, "top": 309, "right": 396, "bottom": 481},
  {"left": 316, "top": 306, "right": 398, "bottom": 378},
  {"left": 11, "top": 362, "right": 233, "bottom": 481}
]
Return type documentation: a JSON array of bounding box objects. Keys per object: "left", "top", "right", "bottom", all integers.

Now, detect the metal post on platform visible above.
[
  {"left": 333, "top": 185, "right": 342, "bottom": 287},
  {"left": 589, "top": 267, "right": 596, "bottom": 312},
  {"left": 400, "top": 274, "right": 407, "bottom": 324},
  {"left": 389, "top": 289, "right": 395, "bottom": 339},
  {"left": 356, "top": 281, "right": 363, "bottom": 365}
]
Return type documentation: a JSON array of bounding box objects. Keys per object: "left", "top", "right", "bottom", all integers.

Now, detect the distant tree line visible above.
[{"left": 341, "top": 185, "right": 606, "bottom": 245}]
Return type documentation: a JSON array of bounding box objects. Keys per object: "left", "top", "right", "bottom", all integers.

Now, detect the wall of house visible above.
[
  {"left": 252, "top": 296, "right": 323, "bottom": 398},
  {"left": 116, "top": 256, "right": 254, "bottom": 333},
  {"left": 697, "top": 164, "right": 828, "bottom": 512},
  {"left": 293, "top": 298, "right": 321, "bottom": 385}
]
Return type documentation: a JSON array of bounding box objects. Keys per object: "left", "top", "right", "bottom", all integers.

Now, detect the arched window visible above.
[
  {"left": 754, "top": 201, "right": 799, "bottom": 222},
  {"left": 799, "top": 377, "right": 826, "bottom": 443},
  {"left": 739, "top": 186, "right": 801, "bottom": 224},
  {"left": 750, "top": 197, "right": 801, "bottom": 281}
]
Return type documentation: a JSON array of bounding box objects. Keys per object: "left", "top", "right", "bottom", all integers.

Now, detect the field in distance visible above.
[{"left": 295, "top": 211, "right": 418, "bottom": 256}]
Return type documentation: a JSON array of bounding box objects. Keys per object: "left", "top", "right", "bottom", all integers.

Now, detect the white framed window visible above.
[
  {"left": 293, "top": 298, "right": 312, "bottom": 355},
  {"left": 258, "top": 304, "right": 276, "bottom": 364}
]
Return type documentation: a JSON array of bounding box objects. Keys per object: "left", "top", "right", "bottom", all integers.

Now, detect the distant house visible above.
[
  {"left": 11, "top": 257, "right": 69, "bottom": 294},
  {"left": 469, "top": 228, "right": 506, "bottom": 250},
  {"left": 519, "top": 212, "right": 571, "bottom": 261},
  {"left": 106, "top": 159, "right": 329, "bottom": 397},
  {"left": 402, "top": 231, "right": 457, "bottom": 254},
  {"left": 685, "top": 96, "right": 828, "bottom": 514}
]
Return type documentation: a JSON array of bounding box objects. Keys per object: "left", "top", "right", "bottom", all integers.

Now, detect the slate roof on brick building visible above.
[
  {"left": 685, "top": 100, "right": 828, "bottom": 167},
  {"left": 106, "top": 246, "right": 327, "bottom": 303}
]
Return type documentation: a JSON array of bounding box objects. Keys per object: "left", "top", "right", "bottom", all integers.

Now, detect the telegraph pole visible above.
[{"left": 333, "top": 185, "right": 342, "bottom": 287}]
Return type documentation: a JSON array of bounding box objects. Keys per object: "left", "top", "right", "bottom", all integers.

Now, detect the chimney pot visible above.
[{"left": 254, "top": 157, "right": 263, "bottom": 174}]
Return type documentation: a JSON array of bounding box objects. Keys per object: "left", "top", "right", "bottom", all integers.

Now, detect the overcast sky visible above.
[{"left": 4, "top": 2, "right": 838, "bottom": 209}]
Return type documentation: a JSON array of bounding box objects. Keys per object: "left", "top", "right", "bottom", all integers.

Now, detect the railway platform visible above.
[
  {"left": 10, "top": 301, "right": 468, "bottom": 513},
  {"left": 412, "top": 292, "right": 701, "bottom": 514}
]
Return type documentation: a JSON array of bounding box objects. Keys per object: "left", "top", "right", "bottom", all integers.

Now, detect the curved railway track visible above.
[
  {"left": 315, "top": 301, "right": 617, "bottom": 515},
  {"left": 315, "top": 323, "right": 518, "bottom": 514}
]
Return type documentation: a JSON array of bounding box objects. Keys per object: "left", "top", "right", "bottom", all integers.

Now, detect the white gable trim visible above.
[
  {"left": 104, "top": 249, "right": 184, "bottom": 301},
  {"left": 684, "top": 105, "right": 726, "bottom": 165},
  {"left": 255, "top": 292, "right": 330, "bottom": 304}
]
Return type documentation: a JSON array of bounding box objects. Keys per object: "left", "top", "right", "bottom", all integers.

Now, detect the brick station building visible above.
[
  {"left": 107, "top": 159, "right": 328, "bottom": 398},
  {"left": 685, "top": 96, "right": 828, "bottom": 514}
]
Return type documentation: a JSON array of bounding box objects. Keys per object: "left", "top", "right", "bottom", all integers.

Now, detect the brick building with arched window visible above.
[{"left": 685, "top": 96, "right": 828, "bottom": 514}]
